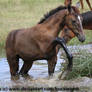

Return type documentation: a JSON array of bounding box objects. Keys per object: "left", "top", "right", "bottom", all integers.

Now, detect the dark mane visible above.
[
  {"left": 38, "top": 5, "right": 66, "bottom": 24},
  {"left": 38, "top": 5, "right": 80, "bottom": 24}
]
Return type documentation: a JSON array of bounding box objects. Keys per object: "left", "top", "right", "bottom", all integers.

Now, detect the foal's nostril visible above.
[
  {"left": 80, "top": 38, "right": 85, "bottom": 42},
  {"left": 79, "top": 36, "right": 85, "bottom": 43},
  {"left": 77, "top": 34, "right": 85, "bottom": 43}
]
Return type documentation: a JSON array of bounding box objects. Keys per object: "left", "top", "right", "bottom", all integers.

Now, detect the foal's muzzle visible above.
[{"left": 77, "top": 34, "right": 85, "bottom": 42}]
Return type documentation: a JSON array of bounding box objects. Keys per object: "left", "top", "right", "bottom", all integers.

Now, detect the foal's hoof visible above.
[
  {"left": 48, "top": 74, "right": 54, "bottom": 79},
  {"left": 11, "top": 74, "right": 20, "bottom": 80},
  {"left": 20, "top": 73, "right": 28, "bottom": 77},
  {"left": 19, "top": 73, "right": 33, "bottom": 80},
  {"left": 58, "top": 70, "right": 70, "bottom": 80},
  {"left": 23, "top": 74, "right": 33, "bottom": 79}
]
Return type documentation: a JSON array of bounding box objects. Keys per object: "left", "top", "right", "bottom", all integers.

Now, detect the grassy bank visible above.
[
  {"left": 61, "top": 48, "right": 92, "bottom": 79},
  {"left": 0, "top": 0, "right": 92, "bottom": 49}
]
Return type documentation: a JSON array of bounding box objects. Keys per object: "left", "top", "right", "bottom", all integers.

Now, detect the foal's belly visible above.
[
  {"left": 18, "top": 52, "right": 48, "bottom": 61},
  {"left": 17, "top": 46, "right": 55, "bottom": 61}
]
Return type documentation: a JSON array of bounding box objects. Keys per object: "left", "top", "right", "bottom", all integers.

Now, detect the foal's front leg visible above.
[
  {"left": 51, "top": 37, "right": 73, "bottom": 79},
  {"left": 52, "top": 37, "right": 73, "bottom": 70},
  {"left": 48, "top": 54, "right": 57, "bottom": 77}
]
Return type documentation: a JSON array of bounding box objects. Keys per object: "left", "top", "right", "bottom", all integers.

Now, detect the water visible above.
[
  {"left": 68, "top": 44, "right": 92, "bottom": 53},
  {"left": 0, "top": 44, "right": 92, "bottom": 92},
  {"left": 0, "top": 44, "right": 92, "bottom": 81},
  {"left": 0, "top": 52, "right": 65, "bottom": 92},
  {"left": 0, "top": 51, "right": 64, "bottom": 81}
]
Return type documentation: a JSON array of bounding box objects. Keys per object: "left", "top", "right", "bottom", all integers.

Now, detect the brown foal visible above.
[{"left": 5, "top": 4, "right": 85, "bottom": 78}]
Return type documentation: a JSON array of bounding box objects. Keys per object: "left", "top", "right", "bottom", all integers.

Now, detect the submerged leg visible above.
[
  {"left": 19, "top": 61, "right": 33, "bottom": 75},
  {"left": 7, "top": 56, "right": 19, "bottom": 76}
]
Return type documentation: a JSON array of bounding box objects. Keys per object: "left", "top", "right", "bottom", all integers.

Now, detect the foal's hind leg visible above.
[
  {"left": 7, "top": 55, "right": 19, "bottom": 76},
  {"left": 19, "top": 61, "right": 33, "bottom": 75}
]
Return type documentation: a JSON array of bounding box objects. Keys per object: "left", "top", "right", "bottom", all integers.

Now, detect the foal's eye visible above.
[
  {"left": 65, "top": 28, "right": 68, "bottom": 32},
  {"left": 72, "top": 20, "right": 76, "bottom": 24}
]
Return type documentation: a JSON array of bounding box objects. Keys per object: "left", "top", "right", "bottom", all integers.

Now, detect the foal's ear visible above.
[{"left": 67, "top": 3, "right": 72, "bottom": 13}]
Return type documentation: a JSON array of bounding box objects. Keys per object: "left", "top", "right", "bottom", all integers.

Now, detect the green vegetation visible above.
[
  {"left": 61, "top": 49, "right": 92, "bottom": 79},
  {"left": 0, "top": 0, "right": 92, "bottom": 49}
]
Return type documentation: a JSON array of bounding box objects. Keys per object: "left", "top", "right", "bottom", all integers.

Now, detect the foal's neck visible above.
[{"left": 42, "top": 10, "right": 67, "bottom": 37}]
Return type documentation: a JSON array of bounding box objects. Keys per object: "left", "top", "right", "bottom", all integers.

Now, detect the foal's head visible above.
[
  {"left": 60, "top": 26, "right": 75, "bottom": 43},
  {"left": 64, "top": 6, "right": 85, "bottom": 42}
]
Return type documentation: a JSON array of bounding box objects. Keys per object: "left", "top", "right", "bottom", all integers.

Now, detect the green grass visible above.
[
  {"left": 0, "top": 0, "right": 92, "bottom": 49},
  {"left": 61, "top": 50, "right": 92, "bottom": 80}
]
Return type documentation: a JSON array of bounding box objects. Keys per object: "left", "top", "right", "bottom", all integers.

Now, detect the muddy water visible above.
[{"left": 0, "top": 44, "right": 92, "bottom": 92}]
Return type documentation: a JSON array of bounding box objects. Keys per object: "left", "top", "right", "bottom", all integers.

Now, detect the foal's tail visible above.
[
  {"left": 5, "top": 29, "right": 19, "bottom": 57},
  {"left": 6, "top": 31, "right": 15, "bottom": 49}
]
